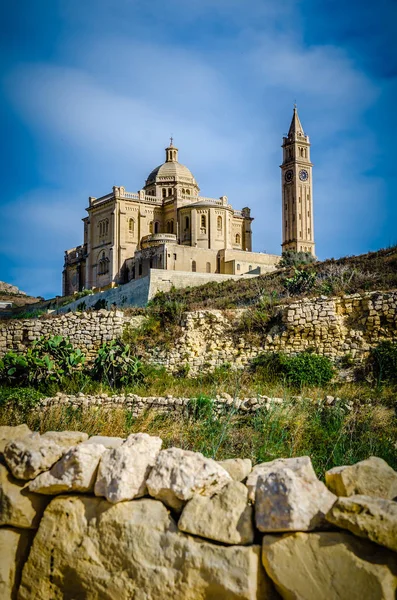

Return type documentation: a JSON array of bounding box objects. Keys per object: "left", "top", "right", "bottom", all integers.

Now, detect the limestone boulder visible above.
[
  {"left": 250, "top": 457, "right": 336, "bottom": 532},
  {"left": 146, "top": 447, "right": 232, "bottom": 511},
  {"left": 246, "top": 456, "right": 316, "bottom": 502},
  {"left": 0, "top": 527, "right": 34, "bottom": 600},
  {"left": 326, "top": 494, "right": 397, "bottom": 552},
  {"left": 82, "top": 435, "right": 124, "bottom": 449},
  {"left": 18, "top": 495, "right": 275, "bottom": 600},
  {"left": 0, "top": 463, "right": 48, "bottom": 529},
  {"left": 0, "top": 424, "right": 31, "bottom": 455},
  {"left": 325, "top": 456, "right": 397, "bottom": 500},
  {"left": 41, "top": 430, "right": 88, "bottom": 447},
  {"left": 217, "top": 458, "right": 252, "bottom": 482},
  {"left": 262, "top": 531, "right": 397, "bottom": 600},
  {"left": 29, "top": 444, "right": 107, "bottom": 495},
  {"left": 94, "top": 433, "right": 162, "bottom": 502},
  {"left": 178, "top": 481, "right": 254, "bottom": 545},
  {"left": 4, "top": 433, "right": 66, "bottom": 480}
]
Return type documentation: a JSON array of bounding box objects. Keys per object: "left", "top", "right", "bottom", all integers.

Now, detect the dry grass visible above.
[{"left": 2, "top": 391, "right": 396, "bottom": 478}]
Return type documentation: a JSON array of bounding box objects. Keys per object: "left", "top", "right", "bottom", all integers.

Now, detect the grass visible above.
[
  {"left": 1, "top": 364, "right": 396, "bottom": 478},
  {"left": 1, "top": 397, "right": 395, "bottom": 479},
  {"left": 140, "top": 244, "right": 397, "bottom": 312}
]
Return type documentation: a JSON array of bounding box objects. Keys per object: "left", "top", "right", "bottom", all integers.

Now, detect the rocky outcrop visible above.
[
  {"left": 18, "top": 496, "right": 271, "bottom": 600},
  {"left": 146, "top": 447, "right": 232, "bottom": 511},
  {"left": 327, "top": 495, "right": 397, "bottom": 552},
  {"left": 178, "top": 481, "right": 254, "bottom": 545},
  {"left": 29, "top": 444, "right": 107, "bottom": 495},
  {"left": 94, "top": 433, "right": 162, "bottom": 502},
  {"left": 0, "top": 464, "right": 48, "bottom": 529},
  {"left": 0, "top": 424, "right": 396, "bottom": 599},
  {"left": 262, "top": 531, "right": 397, "bottom": 600},
  {"left": 248, "top": 456, "right": 336, "bottom": 532},
  {"left": 325, "top": 456, "right": 397, "bottom": 500}
]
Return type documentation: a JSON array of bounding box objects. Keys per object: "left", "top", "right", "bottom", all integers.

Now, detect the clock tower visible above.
[{"left": 281, "top": 106, "right": 315, "bottom": 256}]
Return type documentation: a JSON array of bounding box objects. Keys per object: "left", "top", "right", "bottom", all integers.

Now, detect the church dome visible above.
[
  {"left": 145, "top": 141, "right": 198, "bottom": 187},
  {"left": 146, "top": 161, "right": 195, "bottom": 184}
]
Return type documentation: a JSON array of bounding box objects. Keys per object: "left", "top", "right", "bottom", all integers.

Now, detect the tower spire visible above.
[{"left": 288, "top": 105, "right": 304, "bottom": 138}]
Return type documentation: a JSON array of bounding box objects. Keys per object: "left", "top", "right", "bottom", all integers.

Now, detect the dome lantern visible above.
[{"left": 165, "top": 137, "right": 178, "bottom": 163}]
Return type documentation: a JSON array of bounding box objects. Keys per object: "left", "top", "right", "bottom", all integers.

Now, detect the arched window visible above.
[
  {"left": 235, "top": 233, "right": 241, "bottom": 245},
  {"left": 98, "top": 252, "right": 109, "bottom": 275},
  {"left": 217, "top": 216, "right": 222, "bottom": 230},
  {"left": 182, "top": 188, "right": 186, "bottom": 194},
  {"left": 249, "top": 265, "right": 252, "bottom": 271},
  {"left": 167, "top": 220, "right": 174, "bottom": 233},
  {"left": 162, "top": 188, "right": 167, "bottom": 198},
  {"left": 129, "top": 218, "right": 135, "bottom": 234},
  {"left": 185, "top": 189, "right": 190, "bottom": 196},
  {"left": 201, "top": 215, "right": 206, "bottom": 230},
  {"left": 192, "top": 260, "right": 196, "bottom": 272},
  {"left": 185, "top": 216, "right": 190, "bottom": 230},
  {"left": 154, "top": 221, "right": 160, "bottom": 234},
  {"left": 149, "top": 221, "right": 153, "bottom": 234},
  {"left": 206, "top": 262, "right": 211, "bottom": 273},
  {"left": 237, "top": 264, "right": 240, "bottom": 271}
]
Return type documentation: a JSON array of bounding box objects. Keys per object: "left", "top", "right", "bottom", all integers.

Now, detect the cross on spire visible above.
[{"left": 170, "top": 136, "right": 173, "bottom": 146}]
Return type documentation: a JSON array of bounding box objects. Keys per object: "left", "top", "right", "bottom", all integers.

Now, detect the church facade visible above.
[{"left": 62, "top": 108, "right": 314, "bottom": 296}]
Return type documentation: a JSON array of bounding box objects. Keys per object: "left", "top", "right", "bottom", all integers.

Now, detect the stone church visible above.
[{"left": 63, "top": 108, "right": 314, "bottom": 296}]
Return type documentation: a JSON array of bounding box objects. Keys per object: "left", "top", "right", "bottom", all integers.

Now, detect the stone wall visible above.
[
  {"left": 1, "top": 290, "right": 396, "bottom": 373},
  {"left": 0, "top": 310, "right": 139, "bottom": 363},
  {"left": 1, "top": 424, "right": 396, "bottom": 599},
  {"left": 150, "top": 290, "right": 397, "bottom": 374}
]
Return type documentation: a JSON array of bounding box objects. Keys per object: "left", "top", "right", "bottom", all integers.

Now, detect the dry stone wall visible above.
[
  {"left": 150, "top": 290, "right": 397, "bottom": 374},
  {"left": 1, "top": 424, "right": 396, "bottom": 599},
  {"left": 1, "top": 291, "right": 396, "bottom": 374}
]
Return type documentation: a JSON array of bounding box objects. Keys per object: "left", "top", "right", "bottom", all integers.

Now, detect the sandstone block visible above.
[
  {"left": 246, "top": 456, "right": 316, "bottom": 502},
  {"left": 0, "top": 424, "right": 31, "bottom": 454},
  {"left": 4, "top": 434, "right": 66, "bottom": 480},
  {"left": 217, "top": 458, "right": 252, "bottom": 482},
  {"left": 83, "top": 435, "right": 124, "bottom": 448},
  {"left": 247, "top": 456, "right": 336, "bottom": 532},
  {"left": 146, "top": 447, "right": 232, "bottom": 511},
  {"left": 326, "top": 494, "right": 397, "bottom": 552},
  {"left": 29, "top": 444, "right": 107, "bottom": 495},
  {"left": 262, "top": 531, "right": 397, "bottom": 600},
  {"left": 0, "top": 527, "right": 34, "bottom": 600},
  {"left": 18, "top": 495, "right": 274, "bottom": 600},
  {"left": 94, "top": 433, "right": 162, "bottom": 502},
  {"left": 0, "top": 463, "right": 48, "bottom": 529},
  {"left": 41, "top": 430, "right": 89, "bottom": 447},
  {"left": 325, "top": 456, "right": 397, "bottom": 500},
  {"left": 178, "top": 481, "right": 254, "bottom": 545}
]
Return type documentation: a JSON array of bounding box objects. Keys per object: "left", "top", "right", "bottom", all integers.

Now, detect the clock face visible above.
[
  {"left": 299, "top": 169, "right": 309, "bottom": 181},
  {"left": 285, "top": 169, "right": 293, "bottom": 183}
]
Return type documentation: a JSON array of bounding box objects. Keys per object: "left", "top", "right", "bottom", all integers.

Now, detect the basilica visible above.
[{"left": 62, "top": 108, "right": 314, "bottom": 296}]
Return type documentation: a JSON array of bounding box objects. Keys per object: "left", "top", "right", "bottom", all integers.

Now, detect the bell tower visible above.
[{"left": 281, "top": 106, "right": 315, "bottom": 255}]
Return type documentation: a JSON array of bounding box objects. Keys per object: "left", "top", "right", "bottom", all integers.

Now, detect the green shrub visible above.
[
  {"left": 369, "top": 341, "right": 397, "bottom": 384},
  {"left": 252, "top": 351, "right": 334, "bottom": 387},
  {"left": 284, "top": 268, "right": 316, "bottom": 295},
  {"left": 279, "top": 250, "right": 316, "bottom": 268},
  {"left": 0, "top": 386, "right": 42, "bottom": 410},
  {"left": 281, "top": 351, "right": 334, "bottom": 387},
  {"left": 91, "top": 340, "right": 144, "bottom": 388}
]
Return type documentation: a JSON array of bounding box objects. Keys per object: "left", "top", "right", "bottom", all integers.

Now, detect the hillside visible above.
[
  {"left": 0, "top": 281, "right": 41, "bottom": 308},
  {"left": 146, "top": 245, "right": 397, "bottom": 311}
]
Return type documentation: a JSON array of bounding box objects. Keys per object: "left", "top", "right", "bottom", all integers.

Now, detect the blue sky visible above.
[{"left": 1, "top": 0, "right": 396, "bottom": 298}]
